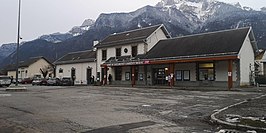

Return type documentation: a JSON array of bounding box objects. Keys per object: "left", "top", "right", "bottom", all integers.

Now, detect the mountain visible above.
[
  {"left": 0, "top": 43, "right": 16, "bottom": 63},
  {"left": 1, "top": 0, "right": 266, "bottom": 69},
  {"left": 155, "top": 0, "right": 266, "bottom": 46},
  {"left": 39, "top": 19, "right": 95, "bottom": 43}
]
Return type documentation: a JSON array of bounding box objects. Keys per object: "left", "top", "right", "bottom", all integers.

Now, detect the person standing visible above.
[{"left": 108, "top": 74, "right": 112, "bottom": 85}]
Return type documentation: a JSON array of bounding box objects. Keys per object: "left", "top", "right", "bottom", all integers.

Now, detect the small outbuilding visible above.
[
  {"left": 6, "top": 56, "right": 53, "bottom": 79},
  {"left": 54, "top": 50, "right": 96, "bottom": 85}
]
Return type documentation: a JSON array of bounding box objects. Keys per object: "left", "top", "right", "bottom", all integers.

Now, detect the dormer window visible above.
[
  {"left": 116, "top": 48, "right": 121, "bottom": 57},
  {"left": 132, "top": 46, "right": 138, "bottom": 57}
]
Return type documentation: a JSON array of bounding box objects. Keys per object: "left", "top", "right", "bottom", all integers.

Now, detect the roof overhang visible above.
[
  {"left": 248, "top": 27, "right": 259, "bottom": 54},
  {"left": 54, "top": 59, "right": 96, "bottom": 65},
  {"left": 101, "top": 54, "right": 239, "bottom": 67}
]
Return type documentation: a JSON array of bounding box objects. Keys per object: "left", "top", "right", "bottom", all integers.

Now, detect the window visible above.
[
  {"left": 115, "top": 67, "right": 122, "bottom": 81},
  {"left": 125, "top": 72, "right": 130, "bottom": 81},
  {"left": 132, "top": 46, "right": 138, "bottom": 57},
  {"left": 176, "top": 70, "right": 190, "bottom": 81},
  {"left": 124, "top": 48, "right": 128, "bottom": 53},
  {"left": 139, "top": 73, "right": 143, "bottom": 81},
  {"left": 102, "top": 49, "right": 107, "bottom": 60},
  {"left": 59, "top": 68, "right": 63, "bottom": 73},
  {"left": 176, "top": 70, "right": 182, "bottom": 81},
  {"left": 198, "top": 63, "right": 215, "bottom": 81},
  {"left": 116, "top": 48, "right": 121, "bottom": 57},
  {"left": 183, "top": 70, "right": 190, "bottom": 81}
]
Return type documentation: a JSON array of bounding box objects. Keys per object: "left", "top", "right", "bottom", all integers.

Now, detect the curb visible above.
[
  {"left": 5, "top": 87, "right": 27, "bottom": 92},
  {"left": 210, "top": 94, "right": 266, "bottom": 131}
]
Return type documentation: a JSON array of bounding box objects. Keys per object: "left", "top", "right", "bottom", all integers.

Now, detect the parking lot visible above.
[{"left": 0, "top": 85, "right": 265, "bottom": 133}]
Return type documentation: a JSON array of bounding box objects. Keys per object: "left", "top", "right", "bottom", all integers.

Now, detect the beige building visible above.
[
  {"left": 54, "top": 50, "right": 96, "bottom": 85},
  {"left": 7, "top": 57, "right": 53, "bottom": 79}
]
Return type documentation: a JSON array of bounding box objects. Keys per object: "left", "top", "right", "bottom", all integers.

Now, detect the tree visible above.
[{"left": 40, "top": 65, "right": 54, "bottom": 78}]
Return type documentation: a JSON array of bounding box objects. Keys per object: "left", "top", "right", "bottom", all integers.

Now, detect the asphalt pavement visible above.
[{"left": 0, "top": 85, "right": 265, "bottom": 133}]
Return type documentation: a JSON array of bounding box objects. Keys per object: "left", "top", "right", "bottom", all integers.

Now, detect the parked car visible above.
[
  {"left": 32, "top": 78, "right": 47, "bottom": 86},
  {"left": 61, "top": 77, "right": 74, "bottom": 86},
  {"left": 47, "top": 78, "right": 61, "bottom": 86},
  {"left": 0, "top": 76, "right": 12, "bottom": 87},
  {"left": 21, "top": 78, "right": 33, "bottom": 84},
  {"left": 255, "top": 76, "right": 266, "bottom": 87}
]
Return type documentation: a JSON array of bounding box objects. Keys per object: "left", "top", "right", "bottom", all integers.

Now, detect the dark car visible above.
[
  {"left": 61, "top": 77, "right": 74, "bottom": 86},
  {"left": 0, "top": 76, "right": 12, "bottom": 87},
  {"left": 47, "top": 78, "right": 61, "bottom": 86},
  {"left": 32, "top": 78, "right": 47, "bottom": 86},
  {"left": 21, "top": 78, "right": 33, "bottom": 84},
  {"left": 255, "top": 76, "right": 266, "bottom": 87}
]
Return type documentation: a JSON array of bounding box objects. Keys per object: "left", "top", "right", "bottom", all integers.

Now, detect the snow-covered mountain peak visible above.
[
  {"left": 69, "top": 19, "right": 95, "bottom": 36},
  {"left": 39, "top": 19, "right": 95, "bottom": 43},
  {"left": 81, "top": 19, "right": 95, "bottom": 27},
  {"left": 156, "top": 0, "right": 220, "bottom": 21}
]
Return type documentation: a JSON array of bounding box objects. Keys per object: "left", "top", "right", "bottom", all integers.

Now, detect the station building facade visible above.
[{"left": 95, "top": 25, "right": 258, "bottom": 88}]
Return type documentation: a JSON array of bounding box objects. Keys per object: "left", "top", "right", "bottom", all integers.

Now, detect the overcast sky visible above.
[{"left": 0, "top": 0, "right": 265, "bottom": 45}]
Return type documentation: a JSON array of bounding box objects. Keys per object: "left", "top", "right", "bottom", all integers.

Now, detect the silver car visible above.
[{"left": 0, "top": 76, "right": 12, "bottom": 87}]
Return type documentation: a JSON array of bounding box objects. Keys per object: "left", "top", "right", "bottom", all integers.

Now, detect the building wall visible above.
[
  {"left": 7, "top": 71, "right": 16, "bottom": 79},
  {"left": 238, "top": 34, "right": 255, "bottom": 86},
  {"left": 109, "top": 60, "right": 241, "bottom": 87},
  {"left": 215, "top": 61, "right": 237, "bottom": 82},
  {"left": 96, "top": 42, "right": 145, "bottom": 80},
  {"left": 7, "top": 58, "right": 51, "bottom": 79},
  {"left": 175, "top": 63, "right": 197, "bottom": 81},
  {"left": 121, "top": 66, "right": 131, "bottom": 81},
  {"left": 18, "top": 67, "right": 29, "bottom": 79},
  {"left": 146, "top": 28, "right": 168, "bottom": 51},
  {"left": 56, "top": 62, "right": 96, "bottom": 85},
  {"left": 28, "top": 58, "right": 52, "bottom": 78},
  {"left": 96, "top": 27, "right": 168, "bottom": 81}
]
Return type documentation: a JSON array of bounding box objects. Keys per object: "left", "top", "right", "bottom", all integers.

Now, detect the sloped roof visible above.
[
  {"left": 5, "top": 56, "right": 51, "bottom": 71},
  {"left": 54, "top": 50, "right": 96, "bottom": 65},
  {"left": 143, "top": 27, "right": 253, "bottom": 60},
  {"left": 95, "top": 24, "right": 170, "bottom": 48}
]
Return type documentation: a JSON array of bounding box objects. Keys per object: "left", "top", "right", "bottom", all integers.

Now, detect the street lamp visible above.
[{"left": 15, "top": 0, "right": 21, "bottom": 86}]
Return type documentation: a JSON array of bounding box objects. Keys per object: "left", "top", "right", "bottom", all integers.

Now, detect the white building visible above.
[
  {"left": 54, "top": 24, "right": 258, "bottom": 88},
  {"left": 54, "top": 50, "right": 96, "bottom": 85},
  {"left": 94, "top": 24, "right": 171, "bottom": 84}
]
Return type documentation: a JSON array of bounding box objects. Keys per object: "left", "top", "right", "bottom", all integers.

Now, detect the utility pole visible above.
[{"left": 15, "top": 0, "right": 21, "bottom": 86}]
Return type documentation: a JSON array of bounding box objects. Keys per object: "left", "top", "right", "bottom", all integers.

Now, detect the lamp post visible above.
[{"left": 15, "top": 0, "right": 21, "bottom": 86}]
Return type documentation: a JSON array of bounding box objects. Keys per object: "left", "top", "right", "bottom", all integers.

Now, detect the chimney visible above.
[{"left": 93, "top": 41, "right": 99, "bottom": 51}]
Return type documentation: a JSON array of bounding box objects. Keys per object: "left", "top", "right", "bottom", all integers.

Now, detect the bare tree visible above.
[{"left": 40, "top": 65, "right": 54, "bottom": 78}]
